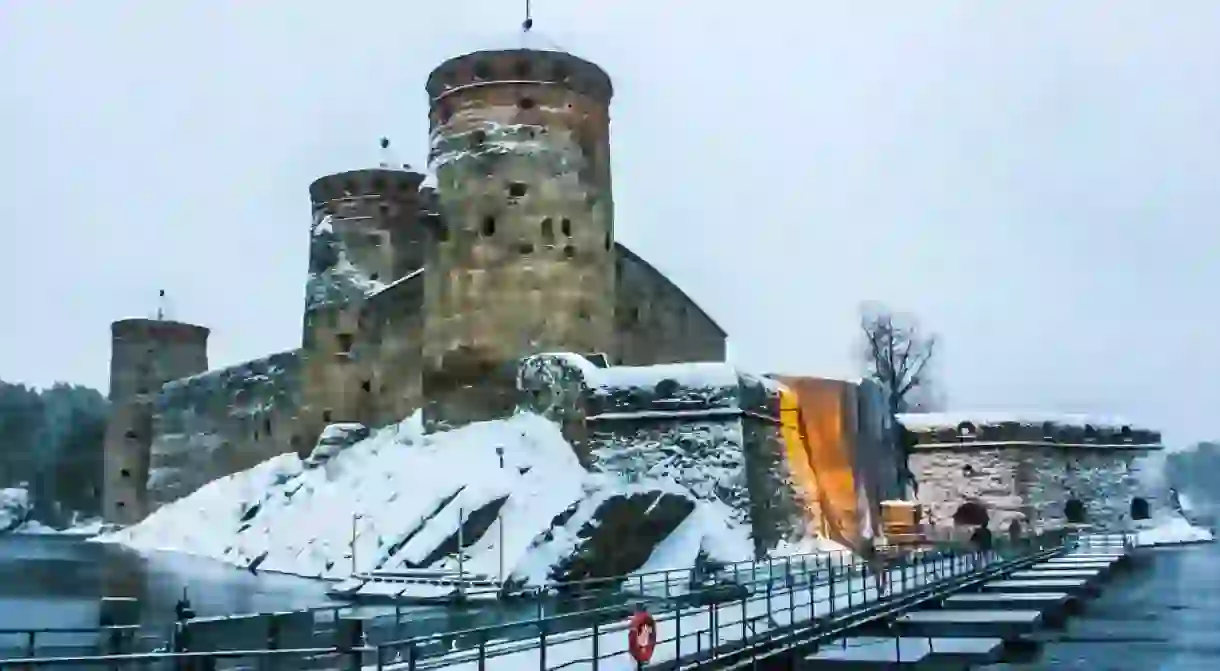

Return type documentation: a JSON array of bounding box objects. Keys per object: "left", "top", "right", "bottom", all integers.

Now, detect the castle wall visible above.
[
  {"left": 354, "top": 271, "right": 426, "bottom": 428},
  {"left": 422, "top": 50, "right": 618, "bottom": 429},
  {"left": 103, "top": 319, "right": 209, "bottom": 524},
  {"left": 517, "top": 354, "right": 808, "bottom": 558},
  {"left": 147, "top": 350, "right": 300, "bottom": 509},
  {"left": 910, "top": 445, "right": 1163, "bottom": 533},
  {"left": 613, "top": 244, "right": 726, "bottom": 366}
]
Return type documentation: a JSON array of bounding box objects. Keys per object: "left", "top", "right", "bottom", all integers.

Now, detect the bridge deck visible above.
[{"left": 805, "top": 636, "right": 1003, "bottom": 669}]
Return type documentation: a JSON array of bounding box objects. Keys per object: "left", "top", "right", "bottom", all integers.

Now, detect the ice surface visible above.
[{"left": 1133, "top": 515, "right": 1215, "bottom": 546}]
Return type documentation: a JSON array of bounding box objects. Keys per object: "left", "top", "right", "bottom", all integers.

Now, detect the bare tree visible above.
[{"left": 859, "top": 303, "right": 940, "bottom": 417}]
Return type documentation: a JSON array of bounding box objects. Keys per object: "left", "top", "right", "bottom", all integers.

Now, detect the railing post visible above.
[
  {"left": 408, "top": 641, "right": 418, "bottom": 671},
  {"left": 828, "top": 553, "right": 837, "bottom": 615},
  {"left": 478, "top": 628, "right": 487, "bottom": 671},
  {"left": 675, "top": 598, "right": 682, "bottom": 662},
  {"left": 591, "top": 620, "right": 600, "bottom": 671},
  {"left": 538, "top": 614, "right": 547, "bottom": 671}
]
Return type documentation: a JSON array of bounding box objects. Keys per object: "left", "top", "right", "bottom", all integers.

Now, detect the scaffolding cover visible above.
[{"left": 775, "top": 376, "right": 904, "bottom": 552}]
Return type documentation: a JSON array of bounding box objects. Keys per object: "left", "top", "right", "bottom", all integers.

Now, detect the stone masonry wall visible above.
[
  {"left": 148, "top": 350, "right": 300, "bottom": 508},
  {"left": 911, "top": 445, "right": 1164, "bottom": 533},
  {"left": 613, "top": 244, "right": 726, "bottom": 366}
]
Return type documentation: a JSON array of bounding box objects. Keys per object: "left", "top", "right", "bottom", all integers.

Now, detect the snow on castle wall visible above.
[
  {"left": 901, "top": 412, "right": 1164, "bottom": 533},
  {"left": 518, "top": 354, "right": 809, "bottom": 560},
  {"left": 149, "top": 350, "right": 301, "bottom": 508}
]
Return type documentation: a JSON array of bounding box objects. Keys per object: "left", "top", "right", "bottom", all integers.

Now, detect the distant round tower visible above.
[
  {"left": 421, "top": 48, "right": 616, "bottom": 428},
  {"left": 103, "top": 318, "right": 209, "bottom": 525},
  {"left": 298, "top": 167, "right": 426, "bottom": 452}
]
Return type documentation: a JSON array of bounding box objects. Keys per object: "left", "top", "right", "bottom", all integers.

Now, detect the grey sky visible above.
[{"left": 2, "top": 1, "right": 1217, "bottom": 444}]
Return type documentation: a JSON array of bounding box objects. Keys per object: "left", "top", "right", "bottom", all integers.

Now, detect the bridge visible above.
[{"left": 0, "top": 532, "right": 1132, "bottom": 670}]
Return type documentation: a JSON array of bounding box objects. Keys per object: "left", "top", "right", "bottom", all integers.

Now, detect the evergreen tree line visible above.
[{"left": 0, "top": 379, "right": 107, "bottom": 524}]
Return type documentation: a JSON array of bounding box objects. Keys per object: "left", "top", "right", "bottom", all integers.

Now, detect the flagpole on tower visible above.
[{"left": 523, "top": 0, "right": 533, "bottom": 32}]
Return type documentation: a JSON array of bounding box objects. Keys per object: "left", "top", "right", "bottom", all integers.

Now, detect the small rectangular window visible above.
[{"left": 336, "top": 333, "right": 353, "bottom": 353}]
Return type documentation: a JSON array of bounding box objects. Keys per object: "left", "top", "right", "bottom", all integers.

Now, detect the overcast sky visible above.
[{"left": 2, "top": 1, "right": 1217, "bottom": 444}]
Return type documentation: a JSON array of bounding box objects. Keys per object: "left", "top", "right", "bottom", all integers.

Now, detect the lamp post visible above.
[{"left": 496, "top": 445, "right": 505, "bottom": 587}]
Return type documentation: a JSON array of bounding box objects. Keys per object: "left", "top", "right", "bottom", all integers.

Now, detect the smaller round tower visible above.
[
  {"left": 298, "top": 167, "right": 427, "bottom": 453},
  {"left": 103, "top": 318, "right": 209, "bottom": 525}
]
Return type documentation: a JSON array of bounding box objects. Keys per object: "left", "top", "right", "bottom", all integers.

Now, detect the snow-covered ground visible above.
[
  {"left": 1133, "top": 515, "right": 1215, "bottom": 547},
  {"left": 96, "top": 411, "right": 753, "bottom": 587}
]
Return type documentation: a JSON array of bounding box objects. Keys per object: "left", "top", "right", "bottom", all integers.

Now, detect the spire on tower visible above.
[
  {"left": 156, "top": 289, "right": 166, "bottom": 321},
  {"left": 523, "top": 0, "right": 533, "bottom": 32}
]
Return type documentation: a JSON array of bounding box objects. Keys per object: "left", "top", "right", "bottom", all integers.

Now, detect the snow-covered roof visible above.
[{"left": 896, "top": 411, "right": 1146, "bottom": 433}]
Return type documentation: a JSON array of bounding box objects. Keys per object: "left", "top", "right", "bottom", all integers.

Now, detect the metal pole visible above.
[
  {"left": 351, "top": 513, "right": 358, "bottom": 574},
  {"left": 458, "top": 506, "right": 466, "bottom": 600},
  {"left": 496, "top": 446, "right": 505, "bottom": 587}
]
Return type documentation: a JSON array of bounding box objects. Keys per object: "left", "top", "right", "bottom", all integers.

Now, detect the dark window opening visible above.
[
  {"left": 437, "top": 223, "right": 449, "bottom": 242},
  {"left": 370, "top": 273, "right": 380, "bottom": 281},
  {"left": 952, "top": 501, "right": 989, "bottom": 527},
  {"left": 563, "top": 245, "right": 575, "bottom": 259},
  {"left": 518, "top": 97, "right": 536, "bottom": 110},
  {"left": 336, "top": 333, "right": 353, "bottom": 353},
  {"left": 361, "top": 380, "right": 372, "bottom": 393},
  {"left": 264, "top": 418, "right": 272, "bottom": 436},
  {"left": 626, "top": 306, "right": 640, "bottom": 324},
  {"left": 518, "top": 242, "right": 535, "bottom": 255},
  {"left": 1131, "top": 497, "right": 1151, "bottom": 521},
  {"left": 962, "top": 464, "right": 975, "bottom": 476},
  {"left": 253, "top": 430, "right": 260, "bottom": 441},
  {"left": 561, "top": 218, "right": 572, "bottom": 236},
  {"left": 1083, "top": 424, "right": 1098, "bottom": 440},
  {"left": 655, "top": 378, "right": 679, "bottom": 398},
  {"left": 1042, "top": 421, "right": 1056, "bottom": 440},
  {"left": 1120, "top": 425, "right": 1133, "bottom": 441},
  {"left": 482, "top": 215, "right": 496, "bottom": 236},
  {"left": 116, "top": 501, "right": 126, "bottom": 509},
  {"left": 604, "top": 231, "right": 611, "bottom": 250},
  {"left": 322, "top": 409, "right": 333, "bottom": 423},
  {"left": 125, "top": 430, "right": 138, "bottom": 440},
  {"left": 136, "top": 386, "right": 149, "bottom": 395},
  {"left": 957, "top": 421, "right": 976, "bottom": 438},
  {"left": 120, "top": 468, "right": 131, "bottom": 478},
  {"left": 470, "top": 130, "right": 487, "bottom": 146},
  {"left": 439, "top": 104, "right": 453, "bottom": 124},
  {"left": 508, "top": 182, "right": 528, "bottom": 198},
  {"left": 541, "top": 217, "right": 554, "bottom": 242},
  {"left": 1065, "top": 499, "right": 1087, "bottom": 524}
]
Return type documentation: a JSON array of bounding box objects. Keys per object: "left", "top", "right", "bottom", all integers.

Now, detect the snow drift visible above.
[{"left": 96, "top": 411, "right": 752, "bottom": 586}]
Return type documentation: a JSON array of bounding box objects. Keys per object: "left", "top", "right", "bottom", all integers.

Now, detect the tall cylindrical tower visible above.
[
  {"left": 421, "top": 48, "right": 616, "bottom": 428},
  {"left": 103, "top": 318, "right": 209, "bottom": 525},
  {"left": 298, "top": 168, "right": 427, "bottom": 452}
]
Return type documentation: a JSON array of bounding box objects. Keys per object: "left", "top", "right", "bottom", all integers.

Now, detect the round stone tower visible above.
[
  {"left": 298, "top": 168, "right": 426, "bottom": 452},
  {"left": 421, "top": 48, "right": 616, "bottom": 429},
  {"left": 103, "top": 318, "right": 209, "bottom": 525}
]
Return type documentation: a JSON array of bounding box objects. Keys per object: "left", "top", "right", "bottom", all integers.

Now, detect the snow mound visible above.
[
  {"left": 0, "top": 487, "right": 31, "bottom": 532},
  {"left": 1133, "top": 515, "right": 1215, "bottom": 547},
  {"left": 96, "top": 411, "right": 753, "bottom": 585}
]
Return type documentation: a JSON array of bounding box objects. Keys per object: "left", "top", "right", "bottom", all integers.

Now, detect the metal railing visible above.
[{"left": 0, "top": 531, "right": 1090, "bottom": 670}]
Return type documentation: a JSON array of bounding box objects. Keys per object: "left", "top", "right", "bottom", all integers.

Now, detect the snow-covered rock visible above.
[
  {"left": 96, "top": 410, "right": 759, "bottom": 586},
  {"left": 1133, "top": 515, "right": 1215, "bottom": 547},
  {"left": 0, "top": 487, "right": 32, "bottom": 532}
]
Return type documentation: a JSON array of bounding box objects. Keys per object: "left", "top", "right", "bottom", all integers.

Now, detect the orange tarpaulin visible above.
[{"left": 776, "top": 376, "right": 895, "bottom": 552}]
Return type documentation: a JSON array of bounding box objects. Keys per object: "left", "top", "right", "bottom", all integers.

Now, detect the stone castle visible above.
[
  {"left": 100, "top": 45, "right": 1167, "bottom": 549},
  {"left": 102, "top": 48, "right": 727, "bottom": 525}
]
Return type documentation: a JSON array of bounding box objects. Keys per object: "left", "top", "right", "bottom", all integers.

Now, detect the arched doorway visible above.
[
  {"left": 953, "top": 500, "right": 989, "bottom": 527},
  {"left": 1007, "top": 518, "right": 1023, "bottom": 542},
  {"left": 1065, "top": 499, "right": 1086, "bottom": 524},
  {"left": 1131, "top": 497, "right": 1151, "bottom": 521}
]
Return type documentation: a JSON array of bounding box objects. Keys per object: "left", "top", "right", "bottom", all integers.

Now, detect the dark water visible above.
[
  {"left": 986, "top": 541, "right": 1220, "bottom": 671},
  {"left": 0, "top": 534, "right": 336, "bottom": 631}
]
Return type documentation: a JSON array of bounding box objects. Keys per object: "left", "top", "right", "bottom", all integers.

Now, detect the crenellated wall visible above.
[{"left": 148, "top": 350, "right": 301, "bottom": 507}]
